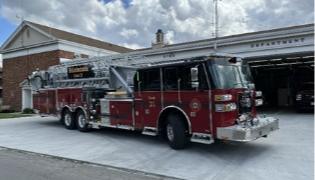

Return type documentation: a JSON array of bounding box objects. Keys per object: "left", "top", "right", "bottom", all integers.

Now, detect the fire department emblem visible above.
[{"left": 190, "top": 98, "right": 202, "bottom": 112}]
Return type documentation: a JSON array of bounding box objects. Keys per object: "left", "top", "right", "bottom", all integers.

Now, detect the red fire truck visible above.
[{"left": 30, "top": 54, "right": 279, "bottom": 149}]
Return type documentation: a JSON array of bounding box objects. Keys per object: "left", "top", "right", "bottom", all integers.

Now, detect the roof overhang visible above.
[{"left": 0, "top": 39, "right": 59, "bottom": 54}]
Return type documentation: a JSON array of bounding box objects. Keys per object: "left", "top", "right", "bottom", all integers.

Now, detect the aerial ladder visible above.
[{"left": 29, "top": 50, "right": 210, "bottom": 94}]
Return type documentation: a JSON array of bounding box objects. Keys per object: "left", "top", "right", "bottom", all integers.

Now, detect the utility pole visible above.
[
  {"left": 213, "top": 0, "right": 219, "bottom": 38},
  {"left": 213, "top": 0, "right": 220, "bottom": 52}
]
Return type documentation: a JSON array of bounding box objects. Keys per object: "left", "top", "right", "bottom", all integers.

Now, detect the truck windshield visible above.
[{"left": 209, "top": 64, "right": 252, "bottom": 89}]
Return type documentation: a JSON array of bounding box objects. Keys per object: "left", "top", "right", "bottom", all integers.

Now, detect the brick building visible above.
[{"left": 0, "top": 21, "right": 132, "bottom": 111}]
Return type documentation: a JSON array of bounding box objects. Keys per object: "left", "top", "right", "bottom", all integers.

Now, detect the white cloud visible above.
[
  {"left": 0, "top": 0, "right": 313, "bottom": 49},
  {"left": 120, "top": 28, "right": 139, "bottom": 39},
  {"left": 165, "top": 30, "right": 175, "bottom": 44},
  {"left": 120, "top": 43, "right": 145, "bottom": 49}
]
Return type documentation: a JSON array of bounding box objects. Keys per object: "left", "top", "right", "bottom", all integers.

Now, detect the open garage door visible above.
[{"left": 245, "top": 52, "right": 314, "bottom": 107}]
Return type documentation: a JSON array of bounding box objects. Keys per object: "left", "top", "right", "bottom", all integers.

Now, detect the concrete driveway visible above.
[{"left": 0, "top": 108, "right": 313, "bottom": 180}]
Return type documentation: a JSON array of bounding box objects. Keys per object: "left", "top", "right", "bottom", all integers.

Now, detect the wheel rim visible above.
[
  {"left": 78, "top": 114, "right": 86, "bottom": 128},
  {"left": 167, "top": 124, "right": 174, "bottom": 142},
  {"left": 64, "top": 113, "right": 71, "bottom": 126}
]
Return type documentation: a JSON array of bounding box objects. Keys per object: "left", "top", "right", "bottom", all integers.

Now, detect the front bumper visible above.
[{"left": 217, "top": 117, "right": 279, "bottom": 142}]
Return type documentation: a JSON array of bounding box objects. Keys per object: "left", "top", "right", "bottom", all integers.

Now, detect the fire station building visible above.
[{"left": 0, "top": 21, "right": 314, "bottom": 111}]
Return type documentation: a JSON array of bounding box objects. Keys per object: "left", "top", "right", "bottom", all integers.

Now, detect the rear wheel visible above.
[
  {"left": 166, "top": 113, "right": 188, "bottom": 149},
  {"left": 63, "top": 109, "right": 76, "bottom": 130},
  {"left": 76, "top": 110, "right": 90, "bottom": 132}
]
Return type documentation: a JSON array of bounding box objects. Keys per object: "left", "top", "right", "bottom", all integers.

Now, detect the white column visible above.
[{"left": 21, "top": 84, "right": 33, "bottom": 110}]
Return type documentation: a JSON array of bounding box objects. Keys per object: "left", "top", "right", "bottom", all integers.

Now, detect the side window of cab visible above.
[
  {"left": 164, "top": 67, "right": 179, "bottom": 90},
  {"left": 139, "top": 69, "right": 161, "bottom": 91}
]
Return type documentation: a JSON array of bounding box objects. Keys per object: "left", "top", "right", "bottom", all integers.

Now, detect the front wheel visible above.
[
  {"left": 166, "top": 113, "right": 188, "bottom": 149},
  {"left": 62, "top": 109, "right": 76, "bottom": 130},
  {"left": 76, "top": 110, "right": 90, "bottom": 132}
]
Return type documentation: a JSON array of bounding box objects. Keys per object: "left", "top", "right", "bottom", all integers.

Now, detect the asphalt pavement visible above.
[
  {"left": 0, "top": 147, "right": 173, "bottom": 180},
  {"left": 0, "top": 108, "right": 313, "bottom": 180}
]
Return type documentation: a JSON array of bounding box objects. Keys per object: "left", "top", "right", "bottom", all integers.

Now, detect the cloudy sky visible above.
[{"left": 0, "top": 0, "right": 314, "bottom": 50}]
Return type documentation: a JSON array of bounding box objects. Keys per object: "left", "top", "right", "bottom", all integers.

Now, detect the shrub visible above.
[
  {"left": 22, "top": 108, "right": 35, "bottom": 114},
  {"left": 0, "top": 109, "right": 15, "bottom": 113}
]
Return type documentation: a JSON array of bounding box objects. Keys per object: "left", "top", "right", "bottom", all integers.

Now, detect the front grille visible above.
[{"left": 232, "top": 130, "right": 246, "bottom": 140}]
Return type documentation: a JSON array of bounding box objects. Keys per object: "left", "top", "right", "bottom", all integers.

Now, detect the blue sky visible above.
[
  {"left": 0, "top": 18, "right": 17, "bottom": 46},
  {"left": 0, "top": 5, "right": 18, "bottom": 46},
  {"left": 103, "top": 0, "right": 131, "bottom": 8}
]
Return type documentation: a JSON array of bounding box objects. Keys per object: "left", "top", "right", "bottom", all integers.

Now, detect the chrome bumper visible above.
[{"left": 217, "top": 117, "right": 279, "bottom": 142}]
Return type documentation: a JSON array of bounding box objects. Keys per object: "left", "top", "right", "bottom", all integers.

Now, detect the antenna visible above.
[
  {"left": 16, "top": 0, "right": 24, "bottom": 23},
  {"left": 17, "top": 0, "right": 24, "bottom": 22},
  {"left": 16, "top": 14, "right": 23, "bottom": 23}
]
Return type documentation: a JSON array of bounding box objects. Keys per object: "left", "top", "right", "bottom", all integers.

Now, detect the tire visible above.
[
  {"left": 166, "top": 113, "right": 188, "bottom": 149},
  {"left": 76, "top": 110, "right": 90, "bottom": 132},
  {"left": 62, "top": 109, "right": 76, "bottom": 130}
]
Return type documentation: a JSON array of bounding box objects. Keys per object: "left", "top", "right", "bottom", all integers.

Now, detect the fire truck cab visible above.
[{"left": 31, "top": 55, "right": 279, "bottom": 149}]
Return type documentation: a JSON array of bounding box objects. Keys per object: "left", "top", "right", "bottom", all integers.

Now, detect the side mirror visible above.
[
  {"left": 191, "top": 82, "right": 199, "bottom": 88},
  {"left": 191, "top": 67, "right": 199, "bottom": 88}
]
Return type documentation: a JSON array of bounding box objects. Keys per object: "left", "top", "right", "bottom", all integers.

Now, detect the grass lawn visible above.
[{"left": 0, "top": 113, "right": 34, "bottom": 119}]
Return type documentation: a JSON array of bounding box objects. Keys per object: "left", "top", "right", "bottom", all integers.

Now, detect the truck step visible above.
[
  {"left": 142, "top": 127, "right": 158, "bottom": 136},
  {"left": 115, "top": 125, "right": 135, "bottom": 130},
  {"left": 89, "top": 122, "right": 101, "bottom": 129},
  {"left": 190, "top": 133, "right": 214, "bottom": 144},
  {"left": 95, "top": 122, "right": 135, "bottom": 130}
]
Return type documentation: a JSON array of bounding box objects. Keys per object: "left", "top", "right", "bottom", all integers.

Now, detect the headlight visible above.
[
  {"left": 255, "top": 99, "right": 263, "bottom": 106},
  {"left": 215, "top": 94, "right": 232, "bottom": 101},
  {"left": 255, "top": 91, "right": 262, "bottom": 97},
  {"left": 296, "top": 94, "right": 302, "bottom": 101},
  {"left": 215, "top": 103, "right": 237, "bottom": 112}
]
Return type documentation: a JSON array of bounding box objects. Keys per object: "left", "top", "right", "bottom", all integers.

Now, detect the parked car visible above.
[{"left": 296, "top": 82, "right": 314, "bottom": 112}]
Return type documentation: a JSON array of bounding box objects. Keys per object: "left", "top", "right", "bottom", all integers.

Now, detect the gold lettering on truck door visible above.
[{"left": 149, "top": 101, "right": 156, "bottom": 108}]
